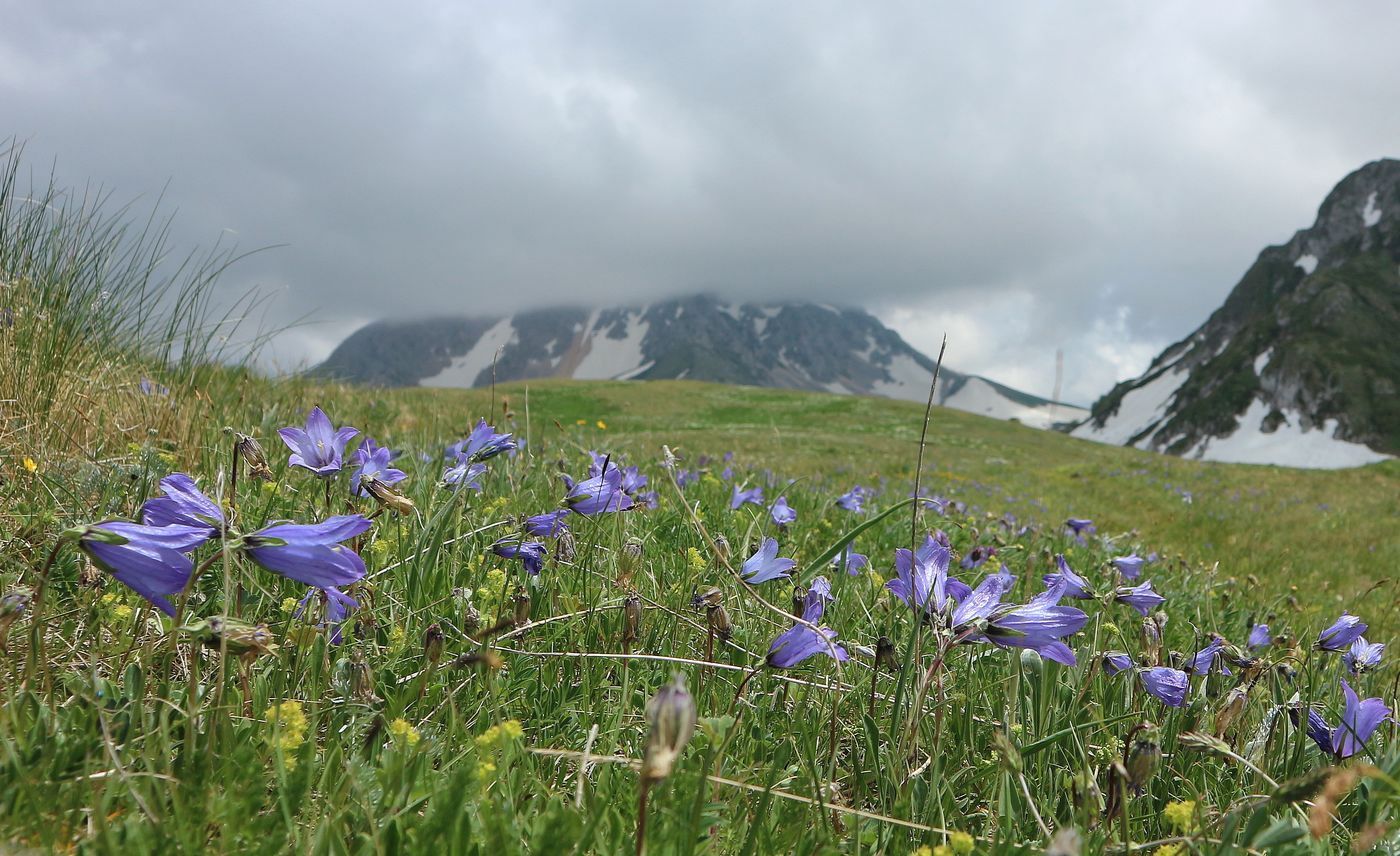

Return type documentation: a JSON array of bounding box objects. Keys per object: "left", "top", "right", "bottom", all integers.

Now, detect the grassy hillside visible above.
[{"left": 3, "top": 152, "right": 1398, "bottom": 854}]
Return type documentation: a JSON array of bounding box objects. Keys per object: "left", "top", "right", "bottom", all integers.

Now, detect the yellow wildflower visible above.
[
  {"left": 388, "top": 625, "right": 408, "bottom": 655},
  {"left": 264, "top": 700, "right": 309, "bottom": 768},
  {"left": 157, "top": 451, "right": 179, "bottom": 468},
  {"left": 686, "top": 547, "right": 706, "bottom": 573},
  {"left": 949, "top": 831, "right": 974, "bottom": 854},
  {"left": 596, "top": 420, "right": 607, "bottom": 430},
  {"left": 370, "top": 539, "right": 391, "bottom": 558},
  {"left": 111, "top": 604, "right": 133, "bottom": 622},
  {"left": 388, "top": 718, "right": 421, "bottom": 747},
  {"left": 913, "top": 848, "right": 933, "bottom": 856},
  {"left": 575, "top": 419, "right": 587, "bottom": 426},
  {"left": 280, "top": 597, "right": 298, "bottom": 613},
  {"left": 1102, "top": 622, "right": 1120, "bottom": 635},
  {"left": 1153, "top": 846, "right": 1184, "bottom": 856},
  {"left": 22, "top": 457, "right": 38, "bottom": 473},
  {"left": 1162, "top": 800, "right": 1198, "bottom": 833},
  {"left": 475, "top": 718, "right": 524, "bottom": 749}
]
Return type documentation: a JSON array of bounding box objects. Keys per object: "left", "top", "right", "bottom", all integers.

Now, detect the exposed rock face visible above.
[
  {"left": 1074, "top": 159, "right": 1400, "bottom": 467},
  {"left": 315, "top": 294, "right": 1087, "bottom": 429}
]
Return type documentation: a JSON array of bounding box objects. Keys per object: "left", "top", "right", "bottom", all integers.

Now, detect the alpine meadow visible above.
[{"left": 3, "top": 146, "right": 1400, "bottom": 856}]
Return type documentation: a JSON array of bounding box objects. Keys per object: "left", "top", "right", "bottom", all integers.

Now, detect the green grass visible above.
[{"left": 2, "top": 155, "right": 1398, "bottom": 854}]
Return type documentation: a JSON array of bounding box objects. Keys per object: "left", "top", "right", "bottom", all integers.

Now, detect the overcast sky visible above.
[{"left": 4, "top": 2, "right": 1398, "bottom": 403}]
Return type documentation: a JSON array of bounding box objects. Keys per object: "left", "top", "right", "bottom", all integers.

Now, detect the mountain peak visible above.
[
  {"left": 315, "top": 295, "right": 1088, "bottom": 430},
  {"left": 1074, "top": 159, "right": 1399, "bottom": 468}
]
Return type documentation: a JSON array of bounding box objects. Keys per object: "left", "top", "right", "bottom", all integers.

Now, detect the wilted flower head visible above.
[
  {"left": 361, "top": 475, "right": 416, "bottom": 515},
  {"left": 491, "top": 538, "right": 548, "bottom": 576},
  {"left": 139, "top": 472, "right": 224, "bottom": 536},
  {"left": 278, "top": 406, "right": 359, "bottom": 476},
  {"left": 350, "top": 439, "right": 407, "bottom": 497},
  {"left": 241, "top": 515, "right": 371, "bottom": 589},
  {"left": 641, "top": 674, "right": 697, "bottom": 782},
  {"left": 1112, "top": 554, "right": 1145, "bottom": 581},
  {"left": 769, "top": 496, "right": 797, "bottom": 527},
  {"left": 1343, "top": 637, "right": 1385, "bottom": 675},
  {"left": 232, "top": 431, "right": 273, "bottom": 480},
  {"left": 1316, "top": 612, "right": 1367, "bottom": 652},
  {"left": 1043, "top": 554, "right": 1094, "bottom": 599},
  {"left": 741, "top": 537, "right": 795, "bottom": 584},
  {"left": 73, "top": 521, "right": 211, "bottom": 616},
  {"left": 730, "top": 484, "right": 764, "bottom": 510},
  {"left": 1113, "top": 580, "right": 1165, "bottom": 616}
]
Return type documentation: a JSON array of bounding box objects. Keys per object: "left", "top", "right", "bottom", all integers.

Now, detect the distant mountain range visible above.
[
  {"left": 1074, "top": 158, "right": 1399, "bottom": 468},
  {"left": 315, "top": 295, "right": 1087, "bottom": 429}
]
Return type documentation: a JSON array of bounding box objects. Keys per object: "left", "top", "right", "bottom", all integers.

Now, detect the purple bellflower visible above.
[
  {"left": 525, "top": 510, "right": 571, "bottom": 538},
  {"left": 1301, "top": 680, "right": 1393, "bottom": 758},
  {"left": 1112, "top": 554, "right": 1145, "bottom": 581},
  {"left": 1102, "top": 651, "right": 1135, "bottom": 675},
  {"left": 76, "top": 521, "right": 211, "bottom": 616},
  {"left": 886, "top": 531, "right": 972, "bottom": 617},
  {"left": 447, "top": 419, "right": 517, "bottom": 463},
  {"left": 1043, "top": 554, "right": 1094, "bottom": 599},
  {"left": 1247, "top": 623, "right": 1271, "bottom": 650},
  {"left": 741, "top": 538, "right": 796, "bottom": 584},
  {"left": 296, "top": 586, "right": 358, "bottom": 644},
  {"left": 835, "top": 550, "right": 869, "bottom": 576},
  {"left": 961, "top": 545, "right": 997, "bottom": 570},
  {"left": 350, "top": 440, "right": 407, "bottom": 497},
  {"left": 766, "top": 576, "right": 849, "bottom": 668},
  {"left": 442, "top": 459, "right": 487, "bottom": 491},
  {"left": 491, "top": 538, "right": 548, "bottom": 576},
  {"left": 974, "top": 579, "right": 1089, "bottom": 665},
  {"left": 675, "top": 469, "right": 699, "bottom": 489},
  {"left": 730, "top": 484, "right": 764, "bottom": 510},
  {"left": 1344, "top": 637, "right": 1385, "bottom": 675},
  {"left": 1317, "top": 612, "right": 1368, "bottom": 651},
  {"left": 1113, "top": 581, "right": 1166, "bottom": 616},
  {"left": 139, "top": 472, "right": 224, "bottom": 537},
  {"left": 836, "top": 487, "right": 866, "bottom": 513},
  {"left": 564, "top": 467, "right": 634, "bottom": 515},
  {"left": 242, "top": 515, "right": 371, "bottom": 589},
  {"left": 1139, "top": 667, "right": 1189, "bottom": 707},
  {"left": 1064, "top": 517, "right": 1096, "bottom": 541},
  {"left": 278, "top": 406, "right": 359, "bottom": 476},
  {"left": 769, "top": 496, "right": 797, "bottom": 527},
  {"left": 1189, "top": 637, "right": 1232, "bottom": 676}
]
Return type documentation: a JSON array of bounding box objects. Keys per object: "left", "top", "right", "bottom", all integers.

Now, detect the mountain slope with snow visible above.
[
  {"left": 316, "top": 295, "right": 1087, "bottom": 429},
  {"left": 1074, "top": 158, "right": 1400, "bottom": 468}
]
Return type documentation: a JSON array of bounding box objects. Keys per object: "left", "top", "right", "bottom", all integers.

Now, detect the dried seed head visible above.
[
  {"left": 512, "top": 588, "right": 532, "bottom": 626},
  {"left": 706, "top": 603, "right": 732, "bottom": 643},
  {"left": 555, "top": 528, "right": 576, "bottom": 564},
  {"left": 234, "top": 432, "right": 273, "bottom": 480},
  {"left": 790, "top": 585, "right": 807, "bottom": 619},
  {"left": 1124, "top": 724, "right": 1161, "bottom": 794},
  {"left": 874, "top": 635, "right": 901, "bottom": 672},
  {"left": 349, "top": 649, "right": 377, "bottom": 702},
  {"left": 691, "top": 587, "right": 724, "bottom": 610},
  {"left": 1141, "top": 612, "right": 1166, "bottom": 665},
  {"left": 623, "top": 592, "right": 643, "bottom": 644},
  {"left": 451, "top": 649, "right": 504, "bottom": 671},
  {"left": 423, "top": 623, "right": 444, "bottom": 665},
  {"left": 463, "top": 603, "right": 482, "bottom": 637},
  {"left": 78, "top": 557, "right": 103, "bottom": 589},
  {"left": 183, "top": 616, "right": 278, "bottom": 661},
  {"left": 0, "top": 587, "right": 32, "bottom": 629},
  {"left": 712, "top": 535, "right": 730, "bottom": 564},
  {"left": 641, "top": 673, "right": 697, "bottom": 782},
  {"left": 1213, "top": 686, "right": 1250, "bottom": 738},
  {"left": 618, "top": 538, "right": 643, "bottom": 584},
  {"left": 363, "top": 476, "right": 416, "bottom": 515}
]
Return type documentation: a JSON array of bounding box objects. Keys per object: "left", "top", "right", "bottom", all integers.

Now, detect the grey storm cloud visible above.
[{"left": 3, "top": 1, "right": 1399, "bottom": 401}]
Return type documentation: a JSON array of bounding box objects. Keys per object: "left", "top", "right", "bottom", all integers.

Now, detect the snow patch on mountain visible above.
[
  {"left": 422, "top": 318, "right": 516, "bottom": 387},
  {"left": 1188, "top": 399, "right": 1389, "bottom": 468},
  {"left": 576, "top": 312, "right": 650, "bottom": 380},
  {"left": 1363, "top": 191, "right": 1382, "bottom": 227},
  {"left": 1072, "top": 366, "right": 1186, "bottom": 447},
  {"left": 1295, "top": 254, "right": 1318, "bottom": 274}
]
